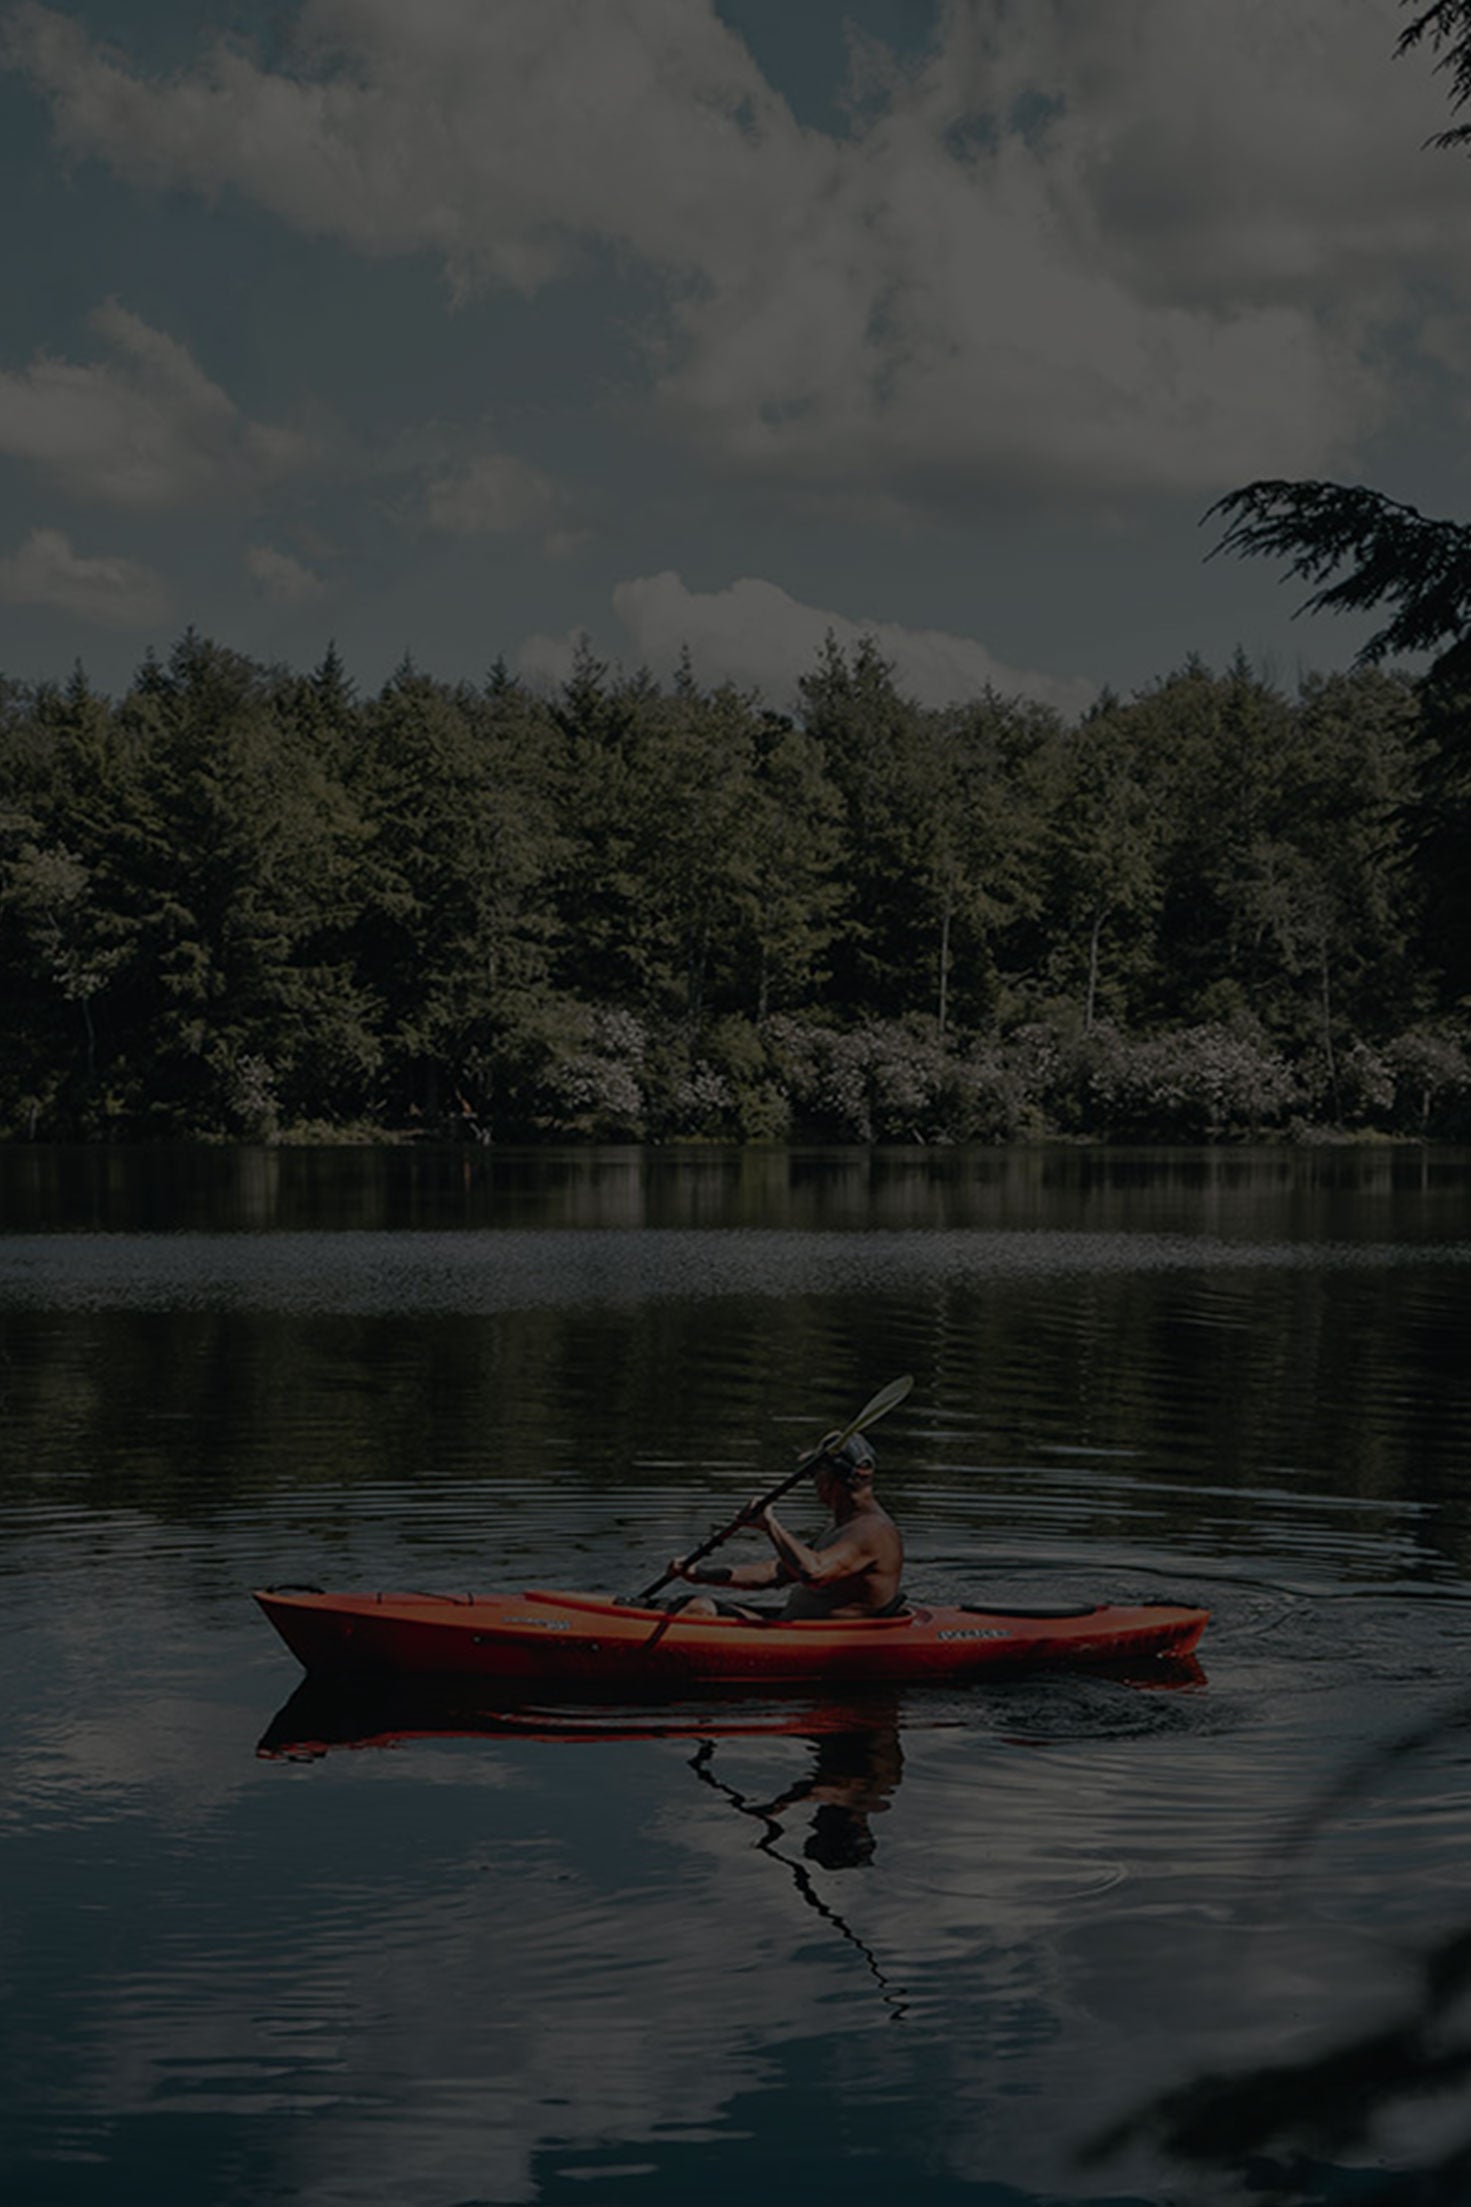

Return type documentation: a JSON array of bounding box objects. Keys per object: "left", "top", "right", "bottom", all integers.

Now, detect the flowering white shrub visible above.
[
  {"left": 1384, "top": 1027, "right": 1471, "bottom": 1136},
  {"left": 1053, "top": 1021, "right": 1297, "bottom": 1139}
]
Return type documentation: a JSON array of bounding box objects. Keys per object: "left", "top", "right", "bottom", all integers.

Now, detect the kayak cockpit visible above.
[{"left": 523, "top": 1587, "right": 916, "bottom": 1628}]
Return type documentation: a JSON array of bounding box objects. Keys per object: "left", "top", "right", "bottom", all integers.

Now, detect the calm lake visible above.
[{"left": 3, "top": 1143, "right": 1470, "bottom": 2207}]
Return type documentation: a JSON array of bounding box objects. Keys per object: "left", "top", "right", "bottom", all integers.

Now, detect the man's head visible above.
[{"left": 815, "top": 1432, "right": 876, "bottom": 1490}]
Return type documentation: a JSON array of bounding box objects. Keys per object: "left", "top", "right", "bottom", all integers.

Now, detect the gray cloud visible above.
[
  {"left": 421, "top": 449, "right": 577, "bottom": 552},
  {"left": 969, "top": 0, "right": 1459, "bottom": 309},
  {"left": 2, "top": 1, "right": 1455, "bottom": 511},
  {"left": 0, "top": 525, "right": 171, "bottom": 626},
  {"left": 244, "top": 543, "right": 328, "bottom": 606},
  {"left": 1, "top": 0, "right": 788, "bottom": 294},
  {"left": 0, "top": 298, "right": 314, "bottom": 508}
]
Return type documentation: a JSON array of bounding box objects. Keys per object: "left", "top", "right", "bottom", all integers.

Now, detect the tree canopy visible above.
[{"left": 1, "top": 629, "right": 1464, "bottom": 1146}]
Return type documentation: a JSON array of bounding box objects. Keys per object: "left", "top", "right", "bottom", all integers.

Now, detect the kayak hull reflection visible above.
[
  {"left": 257, "top": 1664, "right": 1206, "bottom": 1760},
  {"left": 254, "top": 1584, "right": 1209, "bottom": 1688}
]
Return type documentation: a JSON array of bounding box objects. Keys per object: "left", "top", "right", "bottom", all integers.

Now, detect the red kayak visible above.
[{"left": 254, "top": 1584, "right": 1209, "bottom": 1689}]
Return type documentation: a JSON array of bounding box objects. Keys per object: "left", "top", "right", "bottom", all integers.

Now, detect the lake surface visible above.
[{"left": 3, "top": 1143, "right": 1470, "bottom": 2207}]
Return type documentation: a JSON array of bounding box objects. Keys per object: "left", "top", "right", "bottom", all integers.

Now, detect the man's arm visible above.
[
  {"left": 758, "top": 1509, "right": 874, "bottom": 1588},
  {"left": 666, "top": 1553, "right": 785, "bottom": 1591}
]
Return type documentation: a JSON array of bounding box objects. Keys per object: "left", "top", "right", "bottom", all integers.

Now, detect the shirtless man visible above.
[{"left": 665, "top": 1433, "right": 904, "bottom": 1621}]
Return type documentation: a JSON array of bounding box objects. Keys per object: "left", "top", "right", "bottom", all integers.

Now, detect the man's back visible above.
[{"left": 782, "top": 1499, "right": 904, "bottom": 1619}]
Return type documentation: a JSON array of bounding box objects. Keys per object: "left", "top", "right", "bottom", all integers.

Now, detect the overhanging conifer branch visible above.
[
  {"left": 1206, "top": 481, "right": 1471, "bottom": 666},
  {"left": 1399, "top": 0, "right": 1471, "bottom": 146}
]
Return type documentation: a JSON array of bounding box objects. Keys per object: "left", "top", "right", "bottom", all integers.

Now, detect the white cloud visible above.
[
  {"left": 3, "top": 1, "right": 1459, "bottom": 508},
  {"left": 651, "top": 0, "right": 1445, "bottom": 498},
  {"left": 969, "top": 0, "right": 1458, "bottom": 309},
  {"left": 519, "top": 570, "right": 1095, "bottom": 716},
  {"left": 0, "top": 297, "right": 313, "bottom": 508},
  {"left": 1, "top": 0, "right": 790, "bottom": 294},
  {"left": 0, "top": 526, "right": 171, "bottom": 627},
  {"left": 245, "top": 542, "right": 328, "bottom": 605}
]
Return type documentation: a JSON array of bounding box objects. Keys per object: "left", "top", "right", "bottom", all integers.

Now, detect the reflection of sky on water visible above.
[
  {"left": 6, "top": 1570, "right": 1471, "bottom": 2204},
  {"left": 2, "top": 1225, "right": 1471, "bottom": 1315}
]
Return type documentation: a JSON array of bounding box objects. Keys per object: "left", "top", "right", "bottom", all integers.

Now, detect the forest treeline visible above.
[{"left": 1, "top": 627, "right": 1469, "bottom": 1144}]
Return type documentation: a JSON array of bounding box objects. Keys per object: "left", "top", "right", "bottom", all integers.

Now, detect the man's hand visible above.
[{"left": 665, "top": 1556, "right": 733, "bottom": 1587}]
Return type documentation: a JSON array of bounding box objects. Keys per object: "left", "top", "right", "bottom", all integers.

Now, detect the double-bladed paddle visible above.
[{"left": 637, "top": 1372, "right": 914, "bottom": 1606}]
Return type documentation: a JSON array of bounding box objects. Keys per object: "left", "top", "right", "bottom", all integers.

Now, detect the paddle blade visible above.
[
  {"left": 799, "top": 1373, "right": 914, "bottom": 1468},
  {"left": 844, "top": 1372, "right": 914, "bottom": 1437}
]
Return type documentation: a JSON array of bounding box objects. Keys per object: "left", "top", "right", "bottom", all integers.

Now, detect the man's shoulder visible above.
[{"left": 827, "top": 1507, "right": 900, "bottom": 1555}]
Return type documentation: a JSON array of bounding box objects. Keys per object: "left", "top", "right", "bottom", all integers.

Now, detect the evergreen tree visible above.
[
  {"left": 797, "top": 634, "right": 934, "bottom": 1016},
  {"left": 98, "top": 631, "right": 367, "bottom": 1133},
  {"left": 740, "top": 710, "right": 845, "bottom": 1020},
  {"left": 0, "top": 669, "right": 132, "bottom": 1118},
  {"left": 1044, "top": 691, "right": 1163, "bottom": 1033},
  {"left": 549, "top": 652, "right": 769, "bottom": 1025},
  {"left": 351, "top": 660, "right": 562, "bottom": 1128}
]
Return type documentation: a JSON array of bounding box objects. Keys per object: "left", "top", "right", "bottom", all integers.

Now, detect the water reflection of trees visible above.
[
  {"left": 4, "top": 1234, "right": 1469, "bottom": 1578},
  {"left": 2, "top": 1140, "right": 1468, "bottom": 1237}
]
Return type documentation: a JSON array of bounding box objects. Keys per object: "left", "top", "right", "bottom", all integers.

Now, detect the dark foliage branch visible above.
[
  {"left": 1273, "top": 1691, "right": 1471, "bottom": 1865},
  {"left": 1399, "top": 0, "right": 1471, "bottom": 147},
  {"left": 1087, "top": 1950, "right": 1471, "bottom": 2205},
  {"left": 1085, "top": 1919, "right": 1471, "bottom": 2206},
  {"left": 1203, "top": 6, "right": 1471, "bottom": 675},
  {"left": 1085, "top": 1696, "right": 1471, "bottom": 2203},
  {"left": 1207, "top": 482, "right": 1471, "bottom": 669}
]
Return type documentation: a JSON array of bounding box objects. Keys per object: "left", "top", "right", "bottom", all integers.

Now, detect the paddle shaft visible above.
[{"left": 637, "top": 1374, "right": 913, "bottom": 1605}]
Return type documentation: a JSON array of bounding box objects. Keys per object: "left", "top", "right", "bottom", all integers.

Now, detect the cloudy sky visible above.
[{"left": 1, "top": 0, "right": 1467, "bottom": 714}]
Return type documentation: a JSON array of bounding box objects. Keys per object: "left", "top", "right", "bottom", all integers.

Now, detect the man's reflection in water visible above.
[
  {"left": 689, "top": 1704, "right": 908, "bottom": 2015},
  {"left": 746, "top": 1716, "right": 905, "bottom": 1869}
]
